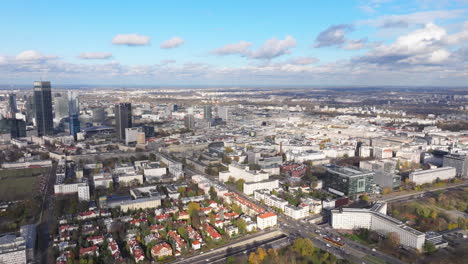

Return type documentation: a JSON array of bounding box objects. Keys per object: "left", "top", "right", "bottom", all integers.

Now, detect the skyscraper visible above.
[
  {"left": 69, "top": 114, "right": 80, "bottom": 141},
  {"left": 68, "top": 90, "right": 79, "bottom": 115},
  {"left": 204, "top": 105, "right": 212, "bottom": 121},
  {"left": 54, "top": 95, "right": 69, "bottom": 120},
  {"left": 7, "top": 94, "right": 17, "bottom": 118},
  {"left": 33, "top": 81, "right": 53, "bottom": 136},
  {"left": 115, "top": 103, "right": 132, "bottom": 141},
  {"left": 184, "top": 114, "right": 195, "bottom": 129}
]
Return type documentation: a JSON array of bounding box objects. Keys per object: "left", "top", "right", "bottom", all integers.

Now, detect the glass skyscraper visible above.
[
  {"left": 33, "top": 81, "right": 54, "bottom": 136},
  {"left": 115, "top": 103, "right": 132, "bottom": 141}
]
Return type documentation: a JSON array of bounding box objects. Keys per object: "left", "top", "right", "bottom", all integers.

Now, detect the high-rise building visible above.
[
  {"left": 53, "top": 94, "right": 69, "bottom": 120},
  {"left": 92, "top": 107, "right": 106, "bottom": 123},
  {"left": 67, "top": 91, "right": 79, "bottom": 115},
  {"left": 115, "top": 103, "right": 132, "bottom": 141},
  {"left": 217, "top": 106, "right": 229, "bottom": 121},
  {"left": 203, "top": 105, "right": 212, "bottom": 121},
  {"left": 25, "top": 95, "right": 35, "bottom": 123},
  {"left": 0, "top": 118, "right": 26, "bottom": 138},
  {"left": 33, "top": 81, "right": 54, "bottom": 136},
  {"left": 184, "top": 114, "right": 195, "bottom": 130},
  {"left": 8, "top": 94, "right": 18, "bottom": 118},
  {"left": 69, "top": 114, "right": 80, "bottom": 141}
]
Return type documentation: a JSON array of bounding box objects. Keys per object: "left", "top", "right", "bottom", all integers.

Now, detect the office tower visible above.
[
  {"left": 92, "top": 107, "right": 106, "bottom": 123},
  {"left": 25, "top": 95, "right": 35, "bottom": 123},
  {"left": 203, "top": 105, "right": 212, "bottom": 121},
  {"left": 53, "top": 94, "right": 69, "bottom": 120},
  {"left": 7, "top": 94, "right": 17, "bottom": 117},
  {"left": 69, "top": 114, "right": 80, "bottom": 141},
  {"left": 67, "top": 91, "right": 79, "bottom": 115},
  {"left": 115, "top": 103, "right": 132, "bottom": 141},
  {"left": 0, "top": 118, "right": 26, "bottom": 138},
  {"left": 184, "top": 114, "right": 195, "bottom": 129},
  {"left": 218, "top": 106, "right": 229, "bottom": 121},
  {"left": 142, "top": 125, "right": 155, "bottom": 138},
  {"left": 33, "top": 81, "right": 54, "bottom": 136}
]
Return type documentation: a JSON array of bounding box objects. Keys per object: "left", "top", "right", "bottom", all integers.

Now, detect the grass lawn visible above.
[
  {"left": 0, "top": 175, "right": 41, "bottom": 200},
  {"left": 342, "top": 233, "right": 374, "bottom": 246}
]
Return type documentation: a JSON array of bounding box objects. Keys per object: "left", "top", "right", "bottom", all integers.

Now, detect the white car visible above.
[
  {"left": 372, "top": 248, "right": 376, "bottom": 252},
  {"left": 326, "top": 243, "right": 331, "bottom": 247}
]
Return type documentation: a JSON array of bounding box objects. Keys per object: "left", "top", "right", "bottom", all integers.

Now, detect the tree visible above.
[
  {"left": 188, "top": 202, "right": 201, "bottom": 217},
  {"left": 236, "top": 218, "right": 247, "bottom": 234},
  {"left": 386, "top": 232, "right": 400, "bottom": 249},
  {"left": 423, "top": 241, "right": 437, "bottom": 254},
  {"left": 208, "top": 212, "right": 216, "bottom": 225},
  {"left": 209, "top": 186, "right": 217, "bottom": 201},
  {"left": 236, "top": 179, "right": 245, "bottom": 192},
  {"left": 382, "top": 187, "right": 392, "bottom": 195},
  {"left": 292, "top": 237, "right": 315, "bottom": 257},
  {"left": 108, "top": 182, "right": 114, "bottom": 194}
]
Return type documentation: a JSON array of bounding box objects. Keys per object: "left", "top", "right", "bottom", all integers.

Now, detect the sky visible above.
[{"left": 0, "top": 0, "right": 468, "bottom": 87}]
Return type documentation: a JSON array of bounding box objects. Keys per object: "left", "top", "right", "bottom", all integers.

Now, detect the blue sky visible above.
[{"left": 0, "top": 0, "right": 467, "bottom": 86}]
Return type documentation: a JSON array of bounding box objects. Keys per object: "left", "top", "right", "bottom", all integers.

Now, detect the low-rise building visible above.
[
  {"left": 257, "top": 212, "right": 277, "bottom": 230},
  {"left": 409, "top": 167, "right": 456, "bottom": 185}
]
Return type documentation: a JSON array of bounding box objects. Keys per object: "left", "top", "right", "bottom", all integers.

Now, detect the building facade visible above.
[
  {"left": 115, "top": 103, "right": 132, "bottom": 141},
  {"left": 33, "top": 81, "right": 54, "bottom": 136}
]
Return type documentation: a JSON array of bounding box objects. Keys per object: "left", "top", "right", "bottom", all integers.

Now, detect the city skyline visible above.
[{"left": 0, "top": 0, "right": 467, "bottom": 86}]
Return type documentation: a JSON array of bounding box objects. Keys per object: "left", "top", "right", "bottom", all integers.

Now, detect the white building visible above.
[
  {"left": 256, "top": 212, "right": 277, "bottom": 230},
  {"left": 263, "top": 193, "right": 288, "bottom": 211},
  {"left": 219, "top": 163, "right": 269, "bottom": 183},
  {"left": 302, "top": 198, "right": 323, "bottom": 214},
  {"left": 93, "top": 173, "right": 113, "bottom": 189},
  {"left": 284, "top": 204, "right": 310, "bottom": 219},
  {"left": 191, "top": 175, "right": 228, "bottom": 196},
  {"left": 125, "top": 127, "right": 140, "bottom": 145},
  {"left": 285, "top": 150, "right": 326, "bottom": 163},
  {"left": 77, "top": 183, "right": 90, "bottom": 201},
  {"left": 331, "top": 203, "right": 425, "bottom": 250},
  {"left": 243, "top": 179, "right": 279, "bottom": 195},
  {"left": 409, "top": 167, "right": 456, "bottom": 185},
  {"left": 117, "top": 173, "right": 144, "bottom": 186}
]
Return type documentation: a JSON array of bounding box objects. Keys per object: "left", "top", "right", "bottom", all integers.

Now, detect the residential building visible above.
[
  {"left": 0, "top": 234, "right": 26, "bottom": 264},
  {"left": 256, "top": 212, "right": 277, "bottom": 230},
  {"left": 243, "top": 179, "right": 279, "bottom": 195},
  {"left": 151, "top": 242, "right": 172, "bottom": 259}
]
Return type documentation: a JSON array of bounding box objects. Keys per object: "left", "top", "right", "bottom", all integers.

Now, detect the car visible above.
[
  {"left": 210, "top": 249, "right": 214, "bottom": 251},
  {"left": 206, "top": 259, "right": 210, "bottom": 262},
  {"left": 326, "top": 243, "right": 331, "bottom": 247},
  {"left": 372, "top": 248, "right": 376, "bottom": 252}
]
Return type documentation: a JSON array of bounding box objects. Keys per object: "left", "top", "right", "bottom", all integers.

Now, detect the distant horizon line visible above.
[{"left": 0, "top": 84, "right": 468, "bottom": 90}]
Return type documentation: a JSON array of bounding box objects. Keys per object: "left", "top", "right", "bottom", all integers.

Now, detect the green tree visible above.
[
  {"left": 236, "top": 179, "right": 245, "bottom": 192},
  {"left": 423, "top": 241, "right": 437, "bottom": 254},
  {"left": 235, "top": 218, "right": 247, "bottom": 234}
]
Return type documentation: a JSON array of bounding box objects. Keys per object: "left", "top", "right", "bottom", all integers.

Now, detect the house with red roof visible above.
[
  {"left": 203, "top": 223, "right": 222, "bottom": 240},
  {"left": 79, "top": 245, "right": 99, "bottom": 257},
  {"left": 151, "top": 242, "right": 172, "bottom": 259}
]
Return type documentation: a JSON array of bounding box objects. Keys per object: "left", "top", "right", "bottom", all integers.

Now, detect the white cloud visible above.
[
  {"left": 78, "top": 52, "right": 113, "bottom": 60},
  {"left": 314, "top": 25, "right": 354, "bottom": 48},
  {"left": 361, "top": 10, "right": 465, "bottom": 28},
  {"left": 286, "top": 56, "right": 319, "bottom": 65},
  {"left": 160, "top": 37, "right": 185, "bottom": 49},
  {"left": 112, "top": 34, "right": 151, "bottom": 46},
  {"left": 344, "top": 39, "right": 368, "bottom": 50},
  {"left": 211, "top": 41, "right": 253, "bottom": 55},
  {"left": 249, "top": 36, "right": 297, "bottom": 59},
  {"left": 355, "top": 23, "right": 453, "bottom": 65},
  {"left": 16, "top": 50, "right": 57, "bottom": 61}
]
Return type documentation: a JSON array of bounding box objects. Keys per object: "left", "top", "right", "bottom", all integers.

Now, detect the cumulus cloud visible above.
[
  {"left": 112, "top": 34, "right": 151, "bottom": 46},
  {"left": 211, "top": 36, "right": 296, "bottom": 60},
  {"left": 249, "top": 36, "right": 297, "bottom": 59},
  {"left": 78, "top": 52, "right": 113, "bottom": 60},
  {"left": 160, "top": 37, "right": 185, "bottom": 49},
  {"left": 314, "top": 24, "right": 354, "bottom": 48},
  {"left": 286, "top": 56, "right": 319, "bottom": 65},
  {"left": 355, "top": 23, "right": 451, "bottom": 66},
  {"left": 344, "top": 39, "right": 368, "bottom": 50},
  {"left": 211, "top": 41, "right": 253, "bottom": 55},
  {"left": 16, "top": 50, "right": 57, "bottom": 61}
]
